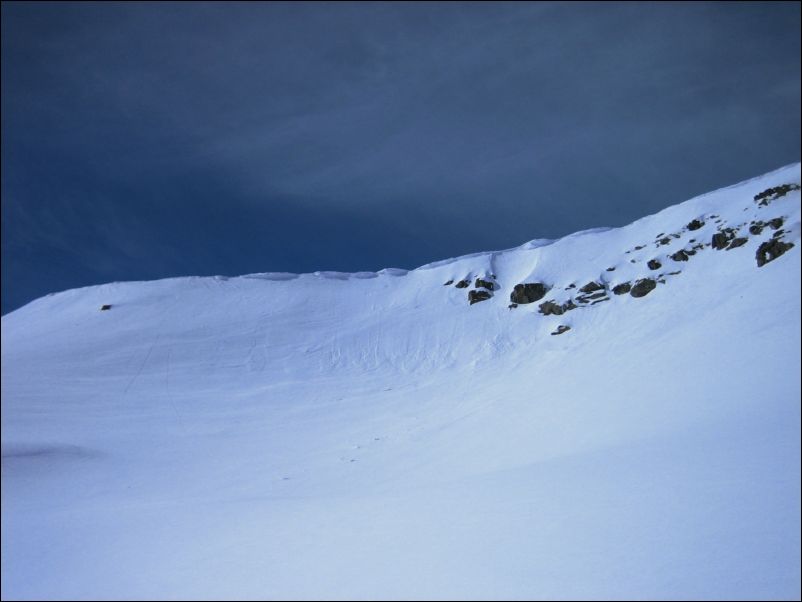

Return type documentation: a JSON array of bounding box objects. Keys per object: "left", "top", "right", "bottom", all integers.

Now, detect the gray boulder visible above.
[
  {"left": 468, "top": 290, "right": 492, "bottom": 304},
  {"left": 727, "top": 237, "right": 748, "bottom": 250},
  {"left": 579, "top": 281, "right": 605, "bottom": 294},
  {"left": 630, "top": 278, "right": 657, "bottom": 298},
  {"left": 510, "top": 283, "right": 550, "bottom": 304},
  {"left": 756, "top": 239, "right": 795, "bottom": 267}
]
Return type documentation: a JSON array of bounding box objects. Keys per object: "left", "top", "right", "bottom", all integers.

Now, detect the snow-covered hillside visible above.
[{"left": 2, "top": 164, "right": 801, "bottom": 601}]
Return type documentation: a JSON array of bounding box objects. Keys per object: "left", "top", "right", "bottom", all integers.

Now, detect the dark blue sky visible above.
[{"left": 2, "top": 2, "right": 800, "bottom": 314}]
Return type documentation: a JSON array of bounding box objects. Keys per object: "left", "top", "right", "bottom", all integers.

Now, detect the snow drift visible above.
[{"left": 2, "top": 164, "right": 801, "bottom": 600}]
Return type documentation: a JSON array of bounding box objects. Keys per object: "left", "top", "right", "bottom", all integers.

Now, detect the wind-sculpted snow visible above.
[{"left": 2, "top": 164, "right": 801, "bottom": 600}]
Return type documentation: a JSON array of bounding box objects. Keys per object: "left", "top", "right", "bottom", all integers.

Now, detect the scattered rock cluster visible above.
[
  {"left": 447, "top": 274, "right": 499, "bottom": 304},
  {"left": 754, "top": 184, "right": 800, "bottom": 206},
  {"left": 538, "top": 300, "right": 576, "bottom": 316},
  {"left": 448, "top": 182, "right": 798, "bottom": 337}
]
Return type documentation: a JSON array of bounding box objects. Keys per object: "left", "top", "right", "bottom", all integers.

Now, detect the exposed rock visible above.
[
  {"left": 577, "top": 291, "right": 607, "bottom": 303},
  {"left": 510, "top": 282, "right": 550, "bottom": 304},
  {"left": 590, "top": 297, "right": 610, "bottom": 305},
  {"left": 754, "top": 183, "right": 801, "bottom": 206},
  {"left": 551, "top": 325, "right": 571, "bottom": 336},
  {"left": 712, "top": 229, "right": 735, "bottom": 250},
  {"left": 475, "top": 277, "right": 495, "bottom": 291},
  {"left": 727, "top": 237, "right": 748, "bottom": 250},
  {"left": 630, "top": 259, "right": 637, "bottom": 263},
  {"left": 634, "top": 245, "right": 645, "bottom": 250},
  {"left": 468, "top": 290, "right": 492, "bottom": 304},
  {"left": 538, "top": 300, "right": 576, "bottom": 316},
  {"left": 647, "top": 259, "right": 662, "bottom": 270},
  {"left": 768, "top": 217, "right": 784, "bottom": 230},
  {"left": 630, "top": 278, "right": 657, "bottom": 298},
  {"left": 538, "top": 301, "right": 564, "bottom": 316},
  {"left": 443, "top": 280, "right": 454, "bottom": 286},
  {"left": 670, "top": 250, "right": 689, "bottom": 262},
  {"left": 566, "top": 283, "right": 576, "bottom": 289},
  {"left": 612, "top": 282, "right": 631, "bottom": 295},
  {"left": 100, "top": 304, "right": 112, "bottom": 311},
  {"left": 667, "top": 270, "right": 682, "bottom": 276},
  {"left": 455, "top": 280, "right": 470, "bottom": 289},
  {"left": 772, "top": 229, "right": 786, "bottom": 239},
  {"left": 606, "top": 267, "right": 616, "bottom": 272},
  {"left": 749, "top": 223, "right": 764, "bottom": 235},
  {"left": 579, "top": 281, "right": 605, "bottom": 294},
  {"left": 687, "top": 219, "right": 705, "bottom": 231},
  {"left": 657, "top": 237, "right": 671, "bottom": 246},
  {"left": 508, "top": 303, "right": 518, "bottom": 310},
  {"left": 756, "top": 239, "right": 795, "bottom": 267}
]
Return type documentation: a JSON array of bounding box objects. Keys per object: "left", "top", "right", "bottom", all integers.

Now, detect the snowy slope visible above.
[{"left": 2, "top": 164, "right": 801, "bottom": 601}]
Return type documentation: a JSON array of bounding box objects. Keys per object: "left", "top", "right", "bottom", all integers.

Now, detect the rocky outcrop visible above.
[
  {"left": 475, "top": 277, "right": 495, "bottom": 291},
  {"left": 455, "top": 280, "right": 470, "bottom": 288},
  {"left": 612, "top": 282, "right": 631, "bottom": 295},
  {"left": 551, "top": 325, "right": 571, "bottom": 336},
  {"left": 712, "top": 228, "right": 735, "bottom": 250},
  {"left": 756, "top": 238, "right": 795, "bottom": 267},
  {"left": 510, "top": 283, "right": 550, "bottom": 304},
  {"left": 630, "top": 278, "right": 657, "bottom": 298},
  {"left": 647, "top": 259, "right": 662, "bottom": 270},
  {"left": 768, "top": 217, "right": 785, "bottom": 230},
  {"left": 687, "top": 219, "right": 705, "bottom": 231},
  {"left": 468, "top": 290, "right": 492, "bottom": 304},
  {"left": 671, "top": 250, "right": 689, "bottom": 262},
  {"left": 443, "top": 279, "right": 454, "bottom": 286},
  {"left": 538, "top": 300, "right": 576, "bottom": 316},
  {"left": 579, "top": 281, "right": 605, "bottom": 294},
  {"left": 576, "top": 291, "right": 606, "bottom": 304},
  {"left": 754, "top": 183, "right": 800, "bottom": 206},
  {"left": 727, "top": 237, "right": 748, "bottom": 250}
]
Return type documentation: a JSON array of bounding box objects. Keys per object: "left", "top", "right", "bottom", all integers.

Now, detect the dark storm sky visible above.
[{"left": 2, "top": 2, "right": 800, "bottom": 314}]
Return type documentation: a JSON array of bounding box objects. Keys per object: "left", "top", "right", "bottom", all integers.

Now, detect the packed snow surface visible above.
[{"left": 2, "top": 164, "right": 801, "bottom": 600}]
